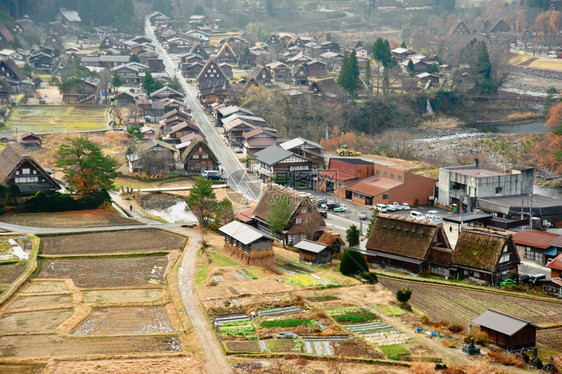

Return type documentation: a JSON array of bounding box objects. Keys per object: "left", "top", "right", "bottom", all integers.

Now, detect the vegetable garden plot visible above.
[
  {"left": 218, "top": 320, "right": 255, "bottom": 336},
  {"left": 303, "top": 339, "right": 334, "bottom": 356},
  {"left": 72, "top": 306, "right": 174, "bottom": 335},
  {"left": 276, "top": 263, "right": 316, "bottom": 275},
  {"left": 36, "top": 256, "right": 169, "bottom": 288},
  {"left": 82, "top": 289, "right": 163, "bottom": 304},
  {"left": 363, "top": 331, "right": 410, "bottom": 346},
  {"left": 235, "top": 269, "right": 257, "bottom": 280},
  {"left": 280, "top": 274, "right": 326, "bottom": 287},
  {"left": 225, "top": 341, "right": 261, "bottom": 352},
  {"left": 258, "top": 305, "right": 301, "bottom": 317},
  {"left": 306, "top": 295, "right": 339, "bottom": 302},
  {"left": 0, "top": 264, "right": 26, "bottom": 284}
]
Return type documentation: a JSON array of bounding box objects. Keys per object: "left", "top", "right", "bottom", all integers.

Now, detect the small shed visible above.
[
  {"left": 296, "top": 239, "right": 331, "bottom": 265},
  {"left": 472, "top": 309, "right": 536, "bottom": 351},
  {"left": 219, "top": 221, "right": 275, "bottom": 266},
  {"left": 317, "top": 230, "right": 345, "bottom": 255}
]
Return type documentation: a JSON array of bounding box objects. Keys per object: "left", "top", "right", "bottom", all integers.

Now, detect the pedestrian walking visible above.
[{"left": 130, "top": 205, "right": 133, "bottom": 212}]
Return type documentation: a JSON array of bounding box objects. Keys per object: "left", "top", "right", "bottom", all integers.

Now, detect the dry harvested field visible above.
[
  {"left": 45, "top": 356, "right": 205, "bottom": 374},
  {"left": 72, "top": 306, "right": 174, "bottom": 335},
  {"left": 82, "top": 288, "right": 163, "bottom": 304},
  {"left": 7, "top": 294, "right": 74, "bottom": 310},
  {"left": 0, "top": 308, "right": 75, "bottom": 334},
  {"left": 0, "top": 208, "right": 138, "bottom": 228},
  {"left": 40, "top": 229, "right": 187, "bottom": 255},
  {"left": 0, "top": 264, "right": 26, "bottom": 284},
  {"left": 0, "top": 334, "right": 182, "bottom": 358},
  {"left": 380, "top": 278, "right": 562, "bottom": 351},
  {"left": 36, "top": 256, "right": 169, "bottom": 288},
  {"left": 21, "top": 280, "right": 67, "bottom": 294}
]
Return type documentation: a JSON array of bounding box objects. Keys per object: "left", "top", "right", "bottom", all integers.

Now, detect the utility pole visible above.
[{"left": 529, "top": 193, "right": 533, "bottom": 229}]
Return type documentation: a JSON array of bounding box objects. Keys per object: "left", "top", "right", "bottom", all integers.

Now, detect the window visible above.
[
  {"left": 202, "top": 154, "right": 208, "bottom": 159},
  {"left": 199, "top": 147, "right": 203, "bottom": 152},
  {"left": 376, "top": 170, "right": 380, "bottom": 175},
  {"left": 301, "top": 207, "right": 307, "bottom": 214},
  {"left": 193, "top": 154, "right": 199, "bottom": 159},
  {"left": 382, "top": 194, "right": 388, "bottom": 200},
  {"left": 398, "top": 175, "right": 402, "bottom": 180},
  {"left": 525, "top": 248, "right": 543, "bottom": 263},
  {"left": 289, "top": 165, "right": 309, "bottom": 171},
  {"left": 353, "top": 193, "right": 358, "bottom": 197},
  {"left": 22, "top": 168, "right": 30, "bottom": 174},
  {"left": 383, "top": 171, "right": 387, "bottom": 176},
  {"left": 499, "top": 253, "right": 510, "bottom": 263},
  {"left": 473, "top": 272, "right": 480, "bottom": 278},
  {"left": 390, "top": 173, "right": 395, "bottom": 178},
  {"left": 295, "top": 217, "right": 302, "bottom": 224},
  {"left": 495, "top": 187, "right": 503, "bottom": 194}
]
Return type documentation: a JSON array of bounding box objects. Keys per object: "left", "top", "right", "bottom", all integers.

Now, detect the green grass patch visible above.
[
  {"left": 326, "top": 307, "right": 364, "bottom": 317},
  {"left": 378, "top": 305, "right": 406, "bottom": 316},
  {"left": 335, "top": 312, "right": 379, "bottom": 323},
  {"left": 260, "top": 319, "right": 314, "bottom": 328},
  {"left": 379, "top": 344, "right": 409, "bottom": 356},
  {"left": 219, "top": 320, "right": 255, "bottom": 335},
  {"left": 194, "top": 263, "right": 209, "bottom": 286},
  {"left": 280, "top": 274, "right": 322, "bottom": 287},
  {"left": 265, "top": 339, "right": 298, "bottom": 352},
  {"left": 208, "top": 251, "right": 238, "bottom": 266}
]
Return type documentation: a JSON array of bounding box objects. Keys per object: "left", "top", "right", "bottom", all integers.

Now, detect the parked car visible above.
[
  {"left": 234, "top": 147, "right": 243, "bottom": 153},
  {"left": 519, "top": 274, "right": 530, "bottom": 284},
  {"left": 529, "top": 274, "right": 546, "bottom": 286},
  {"left": 319, "top": 210, "right": 328, "bottom": 218},
  {"left": 374, "top": 204, "right": 387, "bottom": 213},
  {"left": 333, "top": 204, "right": 348, "bottom": 213},
  {"left": 323, "top": 202, "right": 338, "bottom": 211},
  {"left": 499, "top": 278, "right": 517, "bottom": 287},
  {"left": 426, "top": 210, "right": 440, "bottom": 221},
  {"left": 201, "top": 170, "right": 219, "bottom": 178},
  {"left": 400, "top": 203, "right": 411, "bottom": 210},
  {"left": 409, "top": 211, "right": 424, "bottom": 219},
  {"left": 359, "top": 211, "right": 368, "bottom": 220},
  {"left": 386, "top": 204, "right": 397, "bottom": 212},
  {"left": 316, "top": 198, "right": 327, "bottom": 207},
  {"left": 392, "top": 202, "right": 403, "bottom": 210}
]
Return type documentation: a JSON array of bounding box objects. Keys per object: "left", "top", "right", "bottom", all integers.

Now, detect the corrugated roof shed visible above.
[
  {"left": 219, "top": 221, "right": 273, "bottom": 245},
  {"left": 472, "top": 309, "right": 535, "bottom": 336}
]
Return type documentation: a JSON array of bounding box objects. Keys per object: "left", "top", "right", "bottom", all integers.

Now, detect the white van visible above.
[
  {"left": 374, "top": 204, "right": 387, "bottom": 213},
  {"left": 409, "top": 211, "right": 424, "bottom": 219}
]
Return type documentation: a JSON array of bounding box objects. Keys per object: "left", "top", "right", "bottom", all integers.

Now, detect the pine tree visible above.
[
  {"left": 407, "top": 59, "right": 415, "bottom": 76},
  {"left": 346, "top": 225, "right": 360, "bottom": 247},
  {"left": 400, "top": 41, "right": 407, "bottom": 48},
  {"left": 337, "top": 50, "right": 359, "bottom": 97}
]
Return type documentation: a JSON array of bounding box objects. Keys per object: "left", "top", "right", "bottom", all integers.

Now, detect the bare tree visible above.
[{"left": 489, "top": 47, "right": 512, "bottom": 93}]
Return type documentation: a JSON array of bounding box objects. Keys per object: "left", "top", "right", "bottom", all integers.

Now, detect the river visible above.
[{"left": 472, "top": 121, "right": 548, "bottom": 134}]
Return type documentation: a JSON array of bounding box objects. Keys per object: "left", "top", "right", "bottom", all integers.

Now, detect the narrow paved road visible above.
[{"left": 144, "top": 19, "right": 262, "bottom": 203}]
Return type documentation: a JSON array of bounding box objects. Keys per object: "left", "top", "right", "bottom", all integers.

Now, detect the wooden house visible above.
[
  {"left": 309, "top": 77, "right": 341, "bottom": 101},
  {"left": 111, "top": 63, "right": 148, "bottom": 85},
  {"left": 219, "top": 220, "right": 275, "bottom": 266},
  {"left": 181, "top": 61, "right": 205, "bottom": 78},
  {"left": 293, "top": 64, "right": 309, "bottom": 85},
  {"left": 216, "top": 43, "right": 238, "bottom": 65},
  {"left": 246, "top": 66, "right": 273, "bottom": 87},
  {"left": 363, "top": 214, "right": 453, "bottom": 275},
  {"left": 223, "top": 118, "right": 257, "bottom": 145},
  {"left": 513, "top": 230, "right": 560, "bottom": 266},
  {"left": 127, "top": 138, "right": 178, "bottom": 174},
  {"left": 472, "top": 309, "right": 536, "bottom": 351},
  {"left": 296, "top": 239, "right": 332, "bottom": 265},
  {"left": 305, "top": 60, "right": 327, "bottom": 77},
  {"left": 114, "top": 90, "right": 138, "bottom": 107},
  {"left": 0, "top": 142, "right": 60, "bottom": 195},
  {"left": 150, "top": 86, "right": 184, "bottom": 100},
  {"left": 449, "top": 20, "right": 471, "bottom": 35},
  {"left": 547, "top": 253, "right": 562, "bottom": 278},
  {"left": 317, "top": 230, "right": 345, "bottom": 255},
  {"left": 216, "top": 105, "right": 255, "bottom": 127},
  {"left": 279, "top": 137, "right": 324, "bottom": 170},
  {"left": 254, "top": 146, "right": 314, "bottom": 189},
  {"left": 17, "top": 132, "right": 41, "bottom": 149},
  {"left": 266, "top": 61, "right": 291, "bottom": 81},
  {"left": 190, "top": 43, "right": 209, "bottom": 60},
  {"left": 451, "top": 228, "right": 520, "bottom": 285},
  {"left": 159, "top": 109, "right": 192, "bottom": 133},
  {"left": 252, "top": 183, "right": 325, "bottom": 246},
  {"left": 181, "top": 135, "right": 219, "bottom": 174},
  {"left": 197, "top": 58, "right": 230, "bottom": 104},
  {"left": 61, "top": 77, "right": 100, "bottom": 104},
  {"left": 242, "top": 128, "right": 278, "bottom": 157},
  {"left": 163, "top": 121, "right": 200, "bottom": 144}
]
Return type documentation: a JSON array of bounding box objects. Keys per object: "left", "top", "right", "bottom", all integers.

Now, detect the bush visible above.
[
  {"left": 339, "top": 249, "right": 368, "bottom": 275},
  {"left": 22, "top": 191, "right": 109, "bottom": 212},
  {"left": 448, "top": 323, "right": 464, "bottom": 333},
  {"left": 361, "top": 271, "right": 378, "bottom": 283},
  {"left": 487, "top": 349, "right": 526, "bottom": 367},
  {"left": 397, "top": 288, "right": 412, "bottom": 303},
  {"left": 420, "top": 315, "right": 432, "bottom": 325},
  {"left": 465, "top": 330, "right": 490, "bottom": 347}
]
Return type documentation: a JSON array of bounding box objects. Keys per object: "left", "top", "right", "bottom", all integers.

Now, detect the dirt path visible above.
[{"left": 168, "top": 227, "right": 232, "bottom": 374}]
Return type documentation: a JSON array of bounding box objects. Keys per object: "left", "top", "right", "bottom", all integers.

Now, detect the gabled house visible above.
[
  {"left": 452, "top": 228, "right": 520, "bottom": 285},
  {"left": 296, "top": 240, "right": 332, "bottom": 265},
  {"left": 185, "top": 30, "right": 211, "bottom": 46},
  {"left": 181, "top": 61, "right": 205, "bottom": 78},
  {"left": 219, "top": 36, "right": 249, "bottom": 58},
  {"left": 216, "top": 43, "right": 238, "bottom": 65},
  {"left": 243, "top": 128, "right": 278, "bottom": 157},
  {"left": 305, "top": 60, "right": 327, "bottom": 77},
  {"left": 254, "top": 146, "right": 314, "bottom": 189},
  {"left": 223, "top": 118, "right": 257, "bottom": 145},
  {"left": 489, "top": 19, "right": 511, "bottom": 33},
  {"left": 293, "top": 64, "right": 309, "bottom": 85},
  {"left": 219, "top": 220, "right": 276, "bottom": 266},
  {"left": 111, "top": 62, "right": 148, "bottom": 85},
  {"left": 280, "top": 137, "right": 324, "bottom": 170},
  {"left": 216, "top": 105, "right": 255, "bottom": 126},
  {"left": 190, "top": 43, "right": 209, "bottom": 60},
  {"left": 181, "top": 135, "right": 219, "bottom": 174},
  {"left": 449, "top": 20, "right": 471, "bottom": 35},
  {"left": 266, "top": 61, "right": 291, "bottom": 81},
  {"left": 17, "top": 132, "right": 41, "bottom": 149},
  {"left": 317, "top": 230, "right": 345, "bottom": 255},
  {"left": 114, "top": 90, "right": 138, "bottom": 107},
  {"left": 264, "top": 34, "right": 283, "bottom": 46},
  {"left": 150, "top": 86, "right": 184, "bottom": 100},
  {"left": 28, "top": 52, "right": 55, "bottom": 72},
  {"left": 512, "top": 230, "right": 560, "bottom": 266},
  {"left": 0, "top": 57, "right": 27, "bottom": 93},
  {"left": 0, "top": 142, "right": 60, "bottom": 195},
  {"left": 99, "top": 36, "right": 116, "bottom": 49},
  {"left": 318, "top": 158, "right": 374, "bottom": 196},
  {"left": 159, "top": 109, "right": 192, "bottom": 133},
  {"left": 547, "top": 253, "right": 562, "bottom": 278},
  {"left": 61, "top": 77, "right": 100, "bottom": 104},
  {"left": 416, "top": 72, "right": 439, "bottom": 86},
  {"left": 309, "top": 77, "right": 341, "bottom": 101},
  {"left": 391, "top": 47, "right": 415, "bottom": 62},
  {"left": 252, "top": 183, "right": 325, "bottom": 245},
  {"left": 127, "top": 138, "right": 178, "bottom": 174},
  {"left": 472, "top": 310, "right": 536, "bottom": 351},
  {"left": 246, "top": 66, "right": 273, "bottom": 87},
  {"left": 163, "top": 121, "right": 200, "bottom": 144},
  {"left": 362, "top": 214, "right": 453, "bottom": 275},
  {"left": 222, "top": 113, "right": 265, "bottom": 128},
  {"left": 197, "top": 58, "right": 230, "bottom": 104}
]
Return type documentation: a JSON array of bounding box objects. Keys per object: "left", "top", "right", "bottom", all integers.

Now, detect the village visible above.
[{"left": 0, "top": 2, "right": 562, "bottom": 374}]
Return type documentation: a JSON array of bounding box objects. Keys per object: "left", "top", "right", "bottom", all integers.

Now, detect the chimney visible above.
[{"left": 474, "top": 158, "right": 479, "bottom": 169}]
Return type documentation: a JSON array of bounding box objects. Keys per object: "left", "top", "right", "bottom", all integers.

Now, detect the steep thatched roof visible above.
[
  {"left": 317, "top": 230, "right": 345, "bottom": 247},
  {"left": 181, "top": 135, "right": 217, "bottom": 162},
  {"left": 452, "top": 228, "right": 517, "bottom": 272},
  {"left": 253, "top": 183, "right": 309, "bottom": 222},
  {"left": 0, "top": 142, "right": 59, "bottom": 189},
  {"left": 365, "top": 214, "right": 450, "bottom": 260}
]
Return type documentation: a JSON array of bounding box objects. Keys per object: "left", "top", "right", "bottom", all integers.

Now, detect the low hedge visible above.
[{"left": 22, "top": 191, "right": 109, "bottom": 212}]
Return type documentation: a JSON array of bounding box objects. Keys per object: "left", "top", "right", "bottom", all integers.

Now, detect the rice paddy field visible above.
[{"left": 6, "top": 105, "right": 108, "bottom": 133}]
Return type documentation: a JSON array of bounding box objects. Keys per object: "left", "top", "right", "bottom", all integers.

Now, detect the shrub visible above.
[
  {"left": 361, "top": 271, "right": 378, "bottom": 284},
  {"left": 487, "top": 349, "right": 526, "bottom": 367},
  {"left": 464, "top": 330, "right": 490, "bottom": 347},
  {"left": 22, "top": 191, "right": 109, "bottom": 212},
  {"left": 397, "top": 288, "right": 412, "bottom": 303},
  {"left": 447, "top": 323, "right": 464, "bottom": 333},
  {"left": 420, "top": 315, "right": 432, "bottom": 325},
  {"left": 339, "top": 249, "right": 368, "bottom": 275}
]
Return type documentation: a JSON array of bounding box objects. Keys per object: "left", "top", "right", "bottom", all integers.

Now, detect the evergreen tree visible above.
[
  {"left": 215, "top": 197, "right": 235, "bottom": 226},
  {"left": 337, "top": 50, "right": 359, "bottom": 97},
  {"left": 22, "top": 62, "right": 33, "bottom": 78},
  {"left": 346, "top": 225, "right": 360, "bottom": 247},
  {"left": 428, "top": 63, "right": 440, "bottom": 74},
  {"left": 340, "top": 249, "right": 369, "bottom": 275},
  {"left": 129, "top": 54, "right": 140, "bottom": 63},
  {"left": 407, "top": 59, "right": 415, "bottom": 76},
  {"left": 55, "top": 137, "right": 118, "bottom": 198},
  {"left": 364, "top": 58, "right": 372, "bottom": 95},
  {"left": 267, "top": 195, "right": 293, "bottom": 242},
  {"left": 112, "top": 71, "right": 123, "bottom": 92},
  {"left": 187, "top": 177, "right": 217, "bottom": 228},
  {"left": 400, "top": 41, "right": 407, "bottom": 48},
  {"left": 462, "top": 39, "right": 492, "bottom": 94}
]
